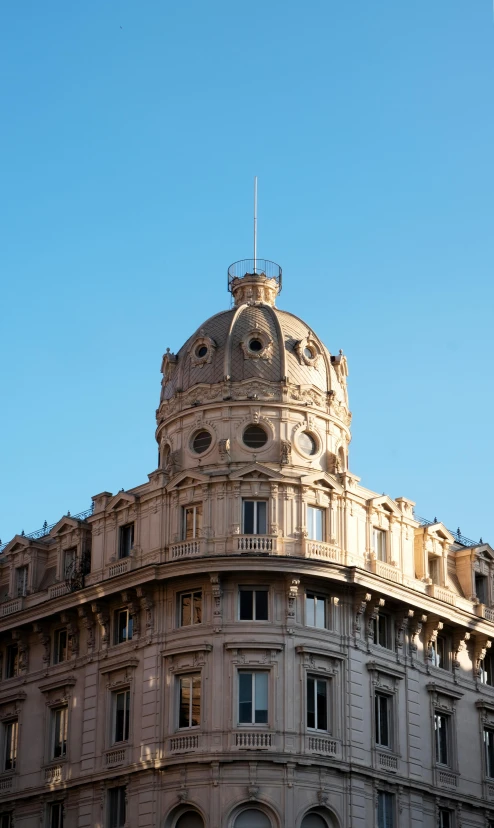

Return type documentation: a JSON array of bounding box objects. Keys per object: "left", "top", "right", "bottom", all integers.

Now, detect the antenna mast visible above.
[{"left": 253, "top": 176, "right": 258, "bottom": 273}]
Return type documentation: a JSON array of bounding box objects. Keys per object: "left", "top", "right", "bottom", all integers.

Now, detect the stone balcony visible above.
[
  {"left": 369, "top": 558, "right": 402, "bottom": 584},
  {"left": 302, "top": 539, "right": 341, "bottom": 563}
]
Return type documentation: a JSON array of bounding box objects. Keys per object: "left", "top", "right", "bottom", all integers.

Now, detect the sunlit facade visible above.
[{"left": 0, "top": 260, "right": 493, "bottom": 828}]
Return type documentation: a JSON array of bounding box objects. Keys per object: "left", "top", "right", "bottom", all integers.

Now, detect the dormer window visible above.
[
  {"left": 119, "top": 524, "right": 134, "bottom": 559},
  {"left": 476, "top": 573, "right": 488, "bottom": 605},
  {"left": 429, "top": 557, "right": 440, "bottom": 585},
  {"left": 372, "top": 529, "right": 387, "bottom": 563},
  {"left": 15, "top": 567, "right": 27, "bottom": 598},
  {"left": 63, "top": 548, "right": 76, "bottom": 579}
]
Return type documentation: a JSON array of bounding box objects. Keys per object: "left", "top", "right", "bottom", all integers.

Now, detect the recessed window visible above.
[
  {"left": 63, "top": 548, "right": 76, "bottom": 579},
  {"left": 476, "top": 573, "right": 488, "bottom": 604},
  {"left": 119, "top": 523, "right": 134, "bottom": 559},
  {"left": 431, "top": 635, "right": 450, "bottom": 670},
  {"left": 5, "top": 645, "right": 18, "bottom": 679},
  {"left": 179, "top": 591, "right": 202, "bottom": 626},
  {"left": 113, "top": 689, "right": 130, "bottom": 743},
  {"left": 373, "top": 528, "right": 387, "bottom": 563},
  {"left": 195, "top": 344, "right": 208, "bottom": 358},
  {"left": 114, "top": 609, "right": 133, "bottom": 645},
  {"left": 373, "top": 614, "right": 393, "bottom": 650},
  {"left": 243, "top": 425, "right": 268, "bottom": 449},
  {"left": 480, "top": 651, "right": 494, "bottom": 686},
  {"left": 438, "top": 810, "right": 452, "bottom": 828},
  {"left": 307, "top": 506, "right": 324, "bottom": 541},
  {"left": 239, "top": 587, "right": 269, "bottom": 621},
  {"left": 485, "top": 728, "right": 494, "bottom": 778},
  {"left": 108, "top": 786, "right": 126, "bottom": 828},
  {"left": 3, "top": 720, "right": 17, "bottom": 771},
  {"left": 306, "top": 594, "right": 328, "bottom": 629},
  {"left": 248, "top": 338, "right": 263, "bottom": 352},
  {"left": 243, "top": 500, "right": 268, "bottom": 535},
  {"left": 51, "top": 707, "right": 68, "bottom": 759},
  {"left": 375, "top": 693, "right": 391, "bottom": 748},
  {"left": 234, "top": 811, "right": 271, "bottom": 828},
  {"left": 0, "top": 814, "right": 12, "bottom": 828},
  {"left": 179, "top": 675, "right": 201, "bottom": 728},
  {"left": 49, "top": 803, "right": 64, "bottom": 828},
  {"left": 299, "top": 431, "right": 317, "bottom": 455},
  {"left": 15, "top": 567, "right": 27, "bottom": 598},
  {"left": 192, "top": 430, "right": 212, "bottom": 454},
  {"left": 377, "top": 792, "right": 394, "bottom": 828},
  {"left": 183, "top": 505, "right": 203, "bottom": 540},
  {"left": 53, "top": 629, "right": 68, "bottom": 665},
  {"left": 434, "top": 710, "right": 451, "bottom": 766},
  {"left": 238, "top": 672, "right": 268, "bottom": 724},
  {"left": 429, "top": 557, "right": 440, "bottom": 584},
  {"left": 307, "top": 676, "right": 328, "bottom": 731}
]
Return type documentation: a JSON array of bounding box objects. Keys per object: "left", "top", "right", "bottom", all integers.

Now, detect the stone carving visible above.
[
  {"left": 12, "top": 630, "right": 29, "bottom": 674},
  {"left": 353, "top": 591, "right": 372, "bottom": 636},
  {"left": 280, "top": 440, "right": 291, "bottom": 465},
  {"left": 218, "top": 439, "right": 231, "bottom": 462},
  {"left": 136, "top": 587, "right": 154, "bottom": 634},
  {"left": 395, "top": 609, "right": 414, "bottom": 650},
  {"left": 188, "top": 335, "right": 216, "bottom": 367},
  {"left": 425, "top": 619, "right": 443, "bottom": 663},
  {"left": 33, "top": 622, "right": 51, "bottom": 667},
  {"left": 286, "top": 579, "right": 300, "bottom": 634},
  {"left": 91, "top": 603, "right": 110, "bottom": 648},
  {"left": 210, "top": 573, "right": 222, "bottom": 633},
  {"left": 366, "top": 596, "right": 385, "bottom": 645},
  {"left": 78, "top": 604, "right": 95, "bottom": 651}
]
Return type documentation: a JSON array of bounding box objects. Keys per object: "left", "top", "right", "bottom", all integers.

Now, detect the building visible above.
[{"left": 0, "top": 258, "right": 494, "bottom": 828}]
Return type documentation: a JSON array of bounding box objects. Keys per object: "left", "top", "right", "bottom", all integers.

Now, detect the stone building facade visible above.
[{"left": 0, "top": 260, "right": 493, "bottom": 828}]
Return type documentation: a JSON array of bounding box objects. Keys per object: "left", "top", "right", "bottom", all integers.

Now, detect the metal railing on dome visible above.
[
  {"left": 0, "top": 504, "right": 94, "bottom": 553},
  {"left": 227, "top": 259, "right": 282, "bottom": 293},
  {"left": 414, "top": 515, "right": 481, "bottom": 548}
]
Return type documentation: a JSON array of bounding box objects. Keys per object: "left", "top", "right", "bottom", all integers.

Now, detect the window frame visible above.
[
  {"left": 485, "top": 727, "right": 494, "bottom": 779},
  {"left": 372, "top": 528, "right": 387, "bottom": 563},
  {"left": 372, "top": 614, "right": 393, "bottom": 650},
  {"left": 237, "top": 671, "right": 269, "bottom": 726},
  {"left": 63, "top": 548, "right": 76, "bottom": 580},
  {"left": 305, "top": 593, "right": 329, "bottom": 630},
  {"left": 238, "top": 587, "right": 269, "bottom": 622},
  {"left": 4, "top": 645, "right": 19, "bottom": 679},
  {"left": 431, "top": 635, "right": 450, "bottom": 671},
  {"left": 53, "top": 628, "right": 69, "bottom": 665},
  {"left": 307, "top": 506, "right": 325, "bottom": 542},
  {"left": 112, "top": 688, "right": 131, "bottom": 745},
  {"left": 177, "top": 674, "right": 201, "bottom": 730},
  {"left": 480, "top": 650, "right": 494, "bottom": 686},
  {"left": 434, "top": 710, "right": 451, "bottom": 767},
  {"left": 377, "top": 790, "right": 395, "bottom": 828},
  {"left": 438, "top": 809, "right": 453, "bottom": 828},
  {"left": 51, "top": 706, "right": 68, "bottom": 760},
  {"left": 118, "top": 523, "right": 134, "bottom": 560},
  {"left": 113, "top": 608, "right": 133, "bottom": 645},
  {"left": 108, "top": 786, "right": 126, "bottom": 828},
  {"left": 178, "top": 591, "right": 202, "bottom": 628},
  {"left": 2, "top": 720, "right": 18, "bottom": 772},
  {"left": 242, "top": 500, "right": 268, "bottom": 535},
  {"left": 476, "top": 573, "right": 488, "bottom": 605},
  {"left": 306, "top": 674, "right": 330, "bottom": 733},
  {"left": 49, "top": 802, "right": 64, "bottom": 828},
  {"left": 15, "top": 566, "right": 28, "bottom": 598},
  {"left": 374, "top": 692, "right": 392, "bottom": 749},
  {"left": 182, "top": 505, "right": 203, "bottom": 541}
]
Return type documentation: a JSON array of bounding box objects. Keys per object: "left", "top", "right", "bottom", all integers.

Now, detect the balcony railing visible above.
[
  {"left": 170, "top": 539, "right": 204, "bottom": 559},
  {"left": 107, "top": 558, "right": 132, "bottom": 578},
  {"left": 44, "top": 764, "right": 64, "bottom": 784},
  {"left": 235, "top": 731, "right": 272, "bottom": 749},
  {"left": 427, "top": 584, "right": 457, "bottom": 606},
  {"left": 307, "top": 736, "right": 338, "bottom": 756},
  {"left": 105, "top": 748, "right": 127, "bottom": 767},
  {"left": 370, "top": 559, "right": 402, "bottom": 584},
  {"left": 0, "top": 598, "right": 23, "bottom": 617},
  {"left": 235, "top": 535, "right": 277, "bottom": 554},
  {"left": 378, "top": 752, "right": 398, "bottom": 771},
  {"left": 48, "top": 582, "right": 70, "bottom": 600},
  {"left": 169, "top": 734, "right": 200, "bottom": 752},
  {"left": 303, "top": 540, "right": 340, "bottom": 563}
]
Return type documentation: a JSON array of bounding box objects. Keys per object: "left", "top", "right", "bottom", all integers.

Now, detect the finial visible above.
[
  {"left": 480, "top": 537, "right": 483, "bottom": 544},
  {"left": 434, "top": 517, "right": 437, "bottom": 523}
]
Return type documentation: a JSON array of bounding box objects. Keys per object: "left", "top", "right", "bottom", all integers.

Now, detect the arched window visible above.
[
  {"left": 234, "top": 810, "right": 271, "bottom": 828},
  {"left": 175, "top": 812, "right": 204, "bottom": 828},
  {"left": 301, "top": 815, "right": 328, "bottom": 828}
]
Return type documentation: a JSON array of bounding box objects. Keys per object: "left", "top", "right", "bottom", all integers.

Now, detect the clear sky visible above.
[{"left": 1, "top": 1, "right": 493, "bottom": 546}]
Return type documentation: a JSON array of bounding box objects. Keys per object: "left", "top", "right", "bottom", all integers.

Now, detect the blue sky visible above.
[{"left": 1, "top": 1, "right": 493, "bottom": 544}]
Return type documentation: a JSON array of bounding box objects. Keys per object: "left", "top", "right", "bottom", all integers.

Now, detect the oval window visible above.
[
  {"left": 299, "top": 432, "right": 317, "bottom": 455},
  {"left": 243, "top": 424, "right": 268, "bottom": 449},
  {"left": 304, "top": 345, "right": 315, "bottom": 360},
  {"left": 249, "top": 338, "right": 263, "bottom": 352},
  {"left": 192, "top": 430, "right": 212, "bottom": 454},
  {"left": 196, "top": 345, "right": 208, "bottom": 358}
]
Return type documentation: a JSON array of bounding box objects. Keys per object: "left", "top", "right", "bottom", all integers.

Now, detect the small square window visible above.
[
  {"left": 183, "top": 505, "right": 203, "bottom": 540},
  {"left": 434, "top": 711, "right": 451, "bottom": 766},
  {"left": 119, "top": 524, "right": 134, "bottom": 559},
  {"left": 242, "top": 501, "right": 267, "bottom": 535},
  {"left": 373, "top": 529, "right": 387, "bottom": 563},
  {"left": 114, "top": 609, "right": 133, "bottom": 645},
  {"left": 307, "top": 507, "right": 325, "bottom": 541},
  {"left": 239, "top": 587, "right": 268, "bottom": 621},
  {"left": 238, "top": 672, "right": 268, "bottom": 725},
  {"left": 51, "top": 707, "right": 68, "bottom": 759},
  {"left": 306, "top": 594, "right": 328, "bottom": 629},
  {"left": 50, "top": 802, "right": 64, "bottom": 828},
  {"left": 179, "top": 592, "right": 202, "bottom": 627},
  {"left": 5, "top": 645, "right": 18, "bottom": 679},
  {"left": 178, "top": 675, "right": 201, "bottom": 728},
  {"left": 108, "top": 787, "right": 126, "bottom": 828},
  {"left": 112, "top": 690, "right": 130, "bottom": 744},
  {"left": 2, "top": 720, "right": 17, "bottom": 771},
  {"left": 306, "top": 676, "right": 329, "bottom": 731},
  {"left": 375, "top": 693, "right": 392, "bottom": 749},
  {"left": 53, "top": 629, "right": 68, "bottom": 665}
]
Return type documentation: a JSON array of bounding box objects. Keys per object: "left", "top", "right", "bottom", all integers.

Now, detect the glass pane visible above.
[
  {"left": 191, "top": 677, "right": 201, "bottom": 727},
  {"left": 234, "top": 811, "right": 271, "bottom": 828},
  {"left": 181, "top": 594, "right": 192, "bottom": 626},
  {"left": 306, "top": 595, "right": 315, "bottom": 626},
  {"left": 256, "top": 502, "right": 267, "bottom": 535},
  {"left": 115, "top": 693, "right": 125, "bottom": 742},
  {"left": 307, "top": 677, "right": 315, "bottom": 728},
  {"left": 378, "top": 616, "right": 387, "bottom": 648},
  {"left": 244, "top": 501, "right": 255, "bottom": 534},
  {"left": 176, "top": 814, "right": 204, "bottom": 828},
  {"left": 124, "top": 691, "right": 130, "bottom": 741},
  {"left": 301, "top": 816, "right": 327, "bottom": 828},
  {"left": 180, "top": 678, "right": 191, "bottom": 728},
  {"left": 254, "top": 673, "right": 268, "bottom": 724},
  {"left": 185, "top": 508, "right": 194, "bottom": 540},
  {"left": 193, "top": 592, "right": 202, "bottom": 624},
  {"left": 255, "top": 590, "right": 268, "bottom": 621},
  {"left": 238, "top": 674, "right": 252, "bottom": 723},
  {"left": 195, "top": 504, "right": 203, "bottom": 536},
  {"left": 239, "top": 590, "right": 253, "bottom": 620},
  {"left": 314, "top": 509, "right": 323, "bottom": 541},
  {"left": 378, "top": 695, "right": 389, "bottom": 746},
  {"left": 315, "top": 598, "right": 325, "bottom": 629},
  {"left": 316, "top": 680, "right": 327, "bottom": 731}
]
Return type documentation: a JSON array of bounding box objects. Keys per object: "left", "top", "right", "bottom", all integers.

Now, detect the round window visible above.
[
  {"left": 304, "top": 345, "right": 315, "bottom": 360},
  {"left": 196, "top": 344, "right": 208, "bottom": 358},
  {"left": 249, "top": 338, "right": 263, "bottom": 352},
  {"left": 243, "top": 424, "right": 268, "bottom": 449},
  {"left": 191, "top": 430, "right": 212, "bottom": 454},
  {"left": 299, "top": 431, "right": 317, "bottom": 455}
]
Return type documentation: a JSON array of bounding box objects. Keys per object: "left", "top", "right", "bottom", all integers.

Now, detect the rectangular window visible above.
[
  {"left": 3, "top": 721, "right": 17, "bottom": 771},
  {"left": 243, "top": 501, "right": 267, "bottom": 535},
  {"left": 239, "top": 587, "right": 268, "bottom": 621},
  {"left": 0, "top": 816, "right": 11, "bottom": 828},
  {"left": 52, "top": 707, "right": 68, "bottom": 759},
  {"left": 431, "top": 636, "right": 449, "bottom": 670},
  {"left": 306, "top": 676, "right": 328, "bottom": 731},
  {"left": 114, "top": 609, "right": 133, "bottom": 645},
  {"left": 183, "top": 505, "right": 203, "bottom": 540},
  {"left": 119, "top": 524, "right": 134, "bottom": 559},
  {"left": 179, "top": 591, "right": 202, "bottom": 627},
  {"left": 373, "top": 614, "right": 392, "bottom": 649},
  {"left": 485, "top": 728, "right": 494, "bottom": 778},
  {"left": 373, "top": 529, "right": 387, "bottom": 563},
  {"left": 377, "top": 791, "right": 394, "bottom": 828},
  {"left": 480, "top": 651, "right": 494, "bottom": 686},
  {"left": 53, "top": 629, "right": 68, "bottom": 665},
  {"left": 375, "top": 693, "right": 391, "bottom": 748},
  {"left": 15, "top": 567, "right": 28, "bottom": 598},
  {"left": 178, "top": 675, "right": 201, "bottom": 728},
  {"left": 476, "top": 573, "right": 488, "bottom": 605},
  {"left": 307, "top": 507, "right": 324, "bottom": 542},
  {"left": 238, "top": 672, "right": 268, "bottom": 725},
  {"left": 63, "top": 548, "right": 76, "bottom": 579},
  {"left": 434, "top": 711, "right": 450, "bottom": 766},
  {"left": 113, "top": 690, "right": 130, "bottom": 744},
  {"left": 429, "top": 557, "right": 440, "bottom": 585},
  {"left": 50, "top": 803, "right": 64, "bottom": 828},
  {"left": 306, "top": 594, "right": 327, "bottom": 629},
  {"left": 5, "top": 646, "right": 18, "bottom": 679},
  {"left": 438, "top": 810, "right": 452, "bottom": 828},
  {"left": 108, "top": 787, "right": 126, "bottom": 828}
]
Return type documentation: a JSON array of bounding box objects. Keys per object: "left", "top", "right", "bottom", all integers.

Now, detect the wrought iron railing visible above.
[
  {"left": 414, "top": 515, "right": 481, "bottom": 548},
  {"left": 227, "top": 259, "right": 282, "bottom": 292},
  {"left": 0, "top": 504, "right": 94, "bottom": 553}
]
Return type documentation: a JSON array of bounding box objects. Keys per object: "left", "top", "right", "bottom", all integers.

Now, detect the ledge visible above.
[
  {"left": 99, "top": 657, "right": 139, "bottom": 675},
  {"left": 295, "top": 645, "right": 345, "bottom": 661},
  {"left": 39, "top": 675, "right": 76, "bottom": 694},
  {"left": 426, "top": 682, "right": 464, "bottom": 700},
  {"left": 0, "top": 690, "right": 26, "bottom": 706},
  {"left": 162, "top": 644, "right": 213, "bottom": 659},
  {"left": 225, "top": 642, "right": 284, "bottom": 651},
  {"left": 366, "top": 661, "right": 405, "bottom": 680}
]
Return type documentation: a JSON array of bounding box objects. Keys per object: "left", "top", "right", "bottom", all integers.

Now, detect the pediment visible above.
[
  {"left": 107, "top": 492, "right": 138, "bottom": 511},
  {"left": 166, "top": 470, "right": 209, "bottom": 491},
  {"left": 50, "top": 517, "right": 81, "bottom": 536},
  {"left": 475, "top": 544, "right": 494, "bottom": 561},
  {"left": 229, "top": 463, "right": 283, "bottom": 481},
  {"left": 1, "top": 535, "right": 47, "bottom": 556},
  {"left": 420, "top": 522, "right": 454, "bottom": 543},
  {"left": 367, "top": 495, "right": 401, "bottom": 516},
  {"left": 300, "top": 471, "right": 343, "bottom": 494}
]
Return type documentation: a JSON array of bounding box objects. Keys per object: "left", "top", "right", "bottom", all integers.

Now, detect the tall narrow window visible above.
[
  {"left": 306, "top": 676, "right": 328, "bottom": 731},
  {"left": 306, "top": 594, "right": 327, "bottom": 629},
  {"left": 375, "top": 693, "right": 391, "bottom": 748},
  {"left": 485, "top": 728, "right": 494, "bottom": 778},
  {"left": 438, "top": 810, "right": 452, "bottom": 828},
  {"left": 3, "top": 721, "right": 17, "bottom": 771},
  {"left": 179, "top": 592, "right": 202, "bottom": 627},
  {"left": 429, "top": 557, "right": 440, "bottom": 585},
  {"left": 238, "top": 673, "right": 268, "bottom": 725},
  {"left": 431, "top": 636, "right": 449, "bottom": 670},
  {"left": 239, "top": 588, "right": 268, "bottom": 621},
  {"left": 52, "top": 707, "right": 68, "bottom": 759},
  {"left": 53, "top": 629, "right": 68, "bottom": 665},
  {"left": 114, "top": 609, "right": 133, "bottom": 644},
  {"left": 480, "top": 651, "right": 494, "bottom": 686},
  {"left": 373, "top": 615, "right": 392, "bottom": 649},
  {"left": 0, "top": 816, "right": 11, "bottom": 828},
  {"left": 307, "top": 507, "right": 324, "bottom": 542},
  {"left": 434, "top": 711, "right": 450, "bottom": 766},
  {"left": 377, "top": 791, "right": 394, "bottom": 828},
  {"left": 63, "top": 548, "right": 76, "bottom": 579},
  {"left": 50, "top": 803, "right": 64, "bottom": 828},
  {"left": 113, "top": 690, "right": 130, "bottom": 743},
  {"left": 183, "top": 505, "right": 203, "bottom": 540},
  {"left": 476, "top": 574, "right": 488, "bottom": 605},
  {"left": 108, "top": 787, "right": 126, "bottom": 828},
  {"left": 5, "top": 646, "right": 18, "bottom": 679},
  {"left": 119, "top": 524, "right": 134, "bottom": 559},
  {"left": 373, "top": 529, "right": 387, "bottom": 563},
  {"left": 179, "top": 676, "right": 201, "bottom": 728},
  {"left": 15, "top": 567, "right": 28, "bottom": 598},
  {"left": 243, "top": 501, "right": 267, "bottom": 535}
]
